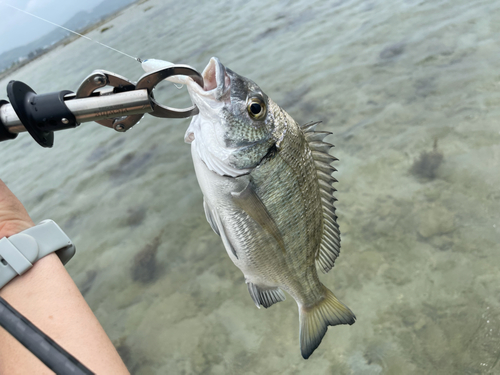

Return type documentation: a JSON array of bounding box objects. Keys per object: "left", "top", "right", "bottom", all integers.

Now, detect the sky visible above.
[{"left": 0, "top": 0, "right": 105, "bottom": 54}]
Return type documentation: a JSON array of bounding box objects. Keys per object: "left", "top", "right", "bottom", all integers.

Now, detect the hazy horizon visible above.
[{"left": 0, "top": 0, "right": 109, "bottom": 55}]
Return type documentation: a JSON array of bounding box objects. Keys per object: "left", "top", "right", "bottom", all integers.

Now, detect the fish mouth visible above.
[
  {"left": 188, "top": 57, "right": 230, "bottom": 100},
  {"left": 184, "top": 57, "right": 230, "bottom": 144}
]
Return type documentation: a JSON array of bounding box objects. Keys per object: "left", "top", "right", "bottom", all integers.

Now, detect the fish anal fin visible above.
[
  {"left": 299, "top": 285, "right": 355, "bottom": 359},
  {"left": 231, "top": 181, "right": 286, "bottom": 254},
  {"left": 246, "top": 281, "right": 286, "bottom": 309}
]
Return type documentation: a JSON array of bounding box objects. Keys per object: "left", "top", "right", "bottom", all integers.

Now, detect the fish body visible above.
[{"left": 182, "top": 58, "right": 355, "bottom": 359}]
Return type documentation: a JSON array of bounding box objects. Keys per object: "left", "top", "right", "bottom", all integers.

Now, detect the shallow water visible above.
[{"left": 1, "top": 0, "right": 500, "bottom": 373}]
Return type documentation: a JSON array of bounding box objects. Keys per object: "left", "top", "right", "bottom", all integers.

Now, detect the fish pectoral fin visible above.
[
  {"left": 246, "top": 281, "right": 286, "bottom": 309},
  {"left": 204, "top": 200, "right": 238, "bottom": 259},
  {"left": 203, "top": 199, "right": 220, "bottom": 236},
  {"left": 231, "top": 181, "right": 286, "bottom": 254},
  {"left": 299, "top": 285, "right": 356, "bottom": 359}
]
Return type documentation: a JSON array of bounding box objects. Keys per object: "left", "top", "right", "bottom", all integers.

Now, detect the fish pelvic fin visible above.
[
  {"left": 299, "top": 285, "right": 355, "bottom": 359},
  {"left": 246, "top": 281, "right": 286, "bottom": 309}
]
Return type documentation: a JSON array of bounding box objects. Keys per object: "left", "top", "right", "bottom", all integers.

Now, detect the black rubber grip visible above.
[{"left": 7, "top": 80, "right": 77, "bottom": 148}]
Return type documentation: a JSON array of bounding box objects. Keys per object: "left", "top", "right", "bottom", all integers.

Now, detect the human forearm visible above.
[{"left": 0, "top": 181, "right": 129, "bottom": 374}]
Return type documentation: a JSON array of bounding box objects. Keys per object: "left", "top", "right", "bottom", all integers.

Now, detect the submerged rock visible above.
[
  {"left": 131, "top": 234, "right": 162, "bottom": 283},
  {"left": 380, "top": 42, "right": 406, "bottom": 60},
  {"left": 417, "top": 204, "right": 455, "bottom": 238},
  {"left": 410, "top": 140, "right": 443, "bottom": 180}
]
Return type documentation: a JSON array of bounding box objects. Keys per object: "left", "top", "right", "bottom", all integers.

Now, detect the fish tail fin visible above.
[{"left": 299, "top": 285, "right": 356, "bottom": 359}]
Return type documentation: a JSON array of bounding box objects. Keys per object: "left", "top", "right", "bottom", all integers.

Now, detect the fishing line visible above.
[{"left": 1, "top": 2, "right": 143, "bottom": 63}]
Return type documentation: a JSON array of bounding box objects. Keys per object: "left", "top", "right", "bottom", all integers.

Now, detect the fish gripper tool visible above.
[{"left": 0, "top": 65, "right": 204, "bottom": 148}]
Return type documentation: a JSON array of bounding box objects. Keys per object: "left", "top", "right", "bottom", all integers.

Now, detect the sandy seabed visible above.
[{"left": 1, "top": 0, "right": 499, "bottom": 373}]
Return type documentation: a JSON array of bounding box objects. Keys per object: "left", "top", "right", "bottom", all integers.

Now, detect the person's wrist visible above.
[
  {"left": 0, "top": 220, "right": 35, "bottom": 239},
  {"left": 0, "top": 180, "right": 36, "bottom": 238}
]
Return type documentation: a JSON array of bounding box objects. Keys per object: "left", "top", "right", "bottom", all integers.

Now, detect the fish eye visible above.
[{"left": 247, "top": 98, "right": 267, "bottom": 120}]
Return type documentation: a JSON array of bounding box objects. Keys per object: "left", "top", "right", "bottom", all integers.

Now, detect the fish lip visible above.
[{"left": 187, "top": 57, "right": 230, "bottom": 99}]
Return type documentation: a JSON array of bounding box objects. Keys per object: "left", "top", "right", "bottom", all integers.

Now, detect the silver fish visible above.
[{"left": 184, "top": 57, "right": 355, "bottom": 359}]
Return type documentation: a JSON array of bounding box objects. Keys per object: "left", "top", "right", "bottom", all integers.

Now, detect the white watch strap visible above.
[{"left": 0, "top": 220, "right": 75, "bottom": 289}]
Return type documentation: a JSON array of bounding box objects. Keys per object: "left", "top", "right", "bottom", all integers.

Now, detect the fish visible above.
[{"left": 145, "top": 57, "right": 356, "bottom": 359}]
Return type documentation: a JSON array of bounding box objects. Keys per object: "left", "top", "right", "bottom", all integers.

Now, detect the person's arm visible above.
[{"left": 0, "top": 180, "right": 129, "bottom": 375}]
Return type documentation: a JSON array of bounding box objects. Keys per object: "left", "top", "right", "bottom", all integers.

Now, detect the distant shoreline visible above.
[{"left": 0, "top": 0, "right": 143, "bottom": 81}]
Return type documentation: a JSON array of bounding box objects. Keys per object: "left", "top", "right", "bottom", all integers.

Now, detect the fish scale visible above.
[
  {"left": 185, "top": 57, "right": 355, "bottom": 359},
  {"left": 249, "top": 107, "right": 323, "bottom": 304}
]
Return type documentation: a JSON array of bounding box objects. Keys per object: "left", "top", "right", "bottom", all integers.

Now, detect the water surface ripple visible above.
[{"left": 1, "top": 0, "right": 500, "bottom": 373}]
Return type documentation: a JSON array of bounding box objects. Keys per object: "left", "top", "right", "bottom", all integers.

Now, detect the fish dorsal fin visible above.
[{"left": 301, "top": 121, "right": 341, "bottom": 273}]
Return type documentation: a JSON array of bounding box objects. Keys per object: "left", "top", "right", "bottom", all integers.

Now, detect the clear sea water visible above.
[{"left": 1, "top": 0, "right": 500, "bottom": 373}]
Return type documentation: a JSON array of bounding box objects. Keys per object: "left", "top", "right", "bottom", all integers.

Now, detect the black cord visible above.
[{"left": 0, "top": 296, "right": 94, "bottom": 375}]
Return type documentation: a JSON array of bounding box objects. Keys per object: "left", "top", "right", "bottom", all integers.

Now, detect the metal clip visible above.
[
  {"left": 135, "top": 65, "right": 203, "bottom": 119},
  {"left": 75, "top": 66, "right": 204, "bottom": 132},
  {"left": 76, "top": 70, "right": 144, "bottom": 132},
  {"left": 0, "top": 65, "right": 205, "bottom": 147}
]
